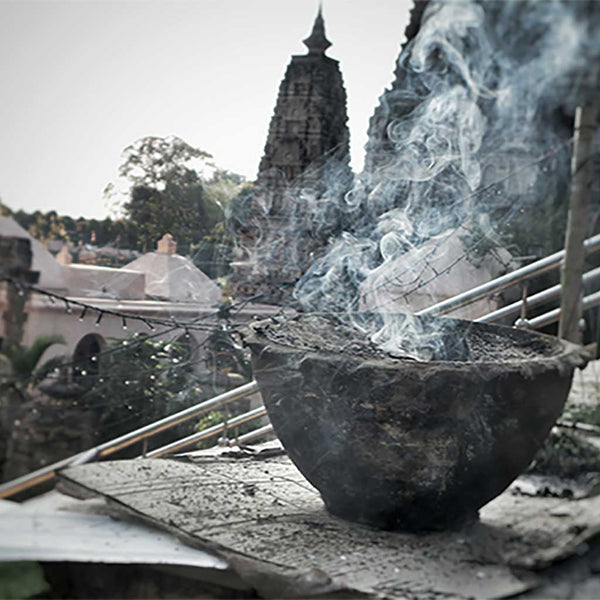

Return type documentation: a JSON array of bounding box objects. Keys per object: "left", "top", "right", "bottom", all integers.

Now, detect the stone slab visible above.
[{"left": 57, "top": 452, "right": 600, "bottom": 599}]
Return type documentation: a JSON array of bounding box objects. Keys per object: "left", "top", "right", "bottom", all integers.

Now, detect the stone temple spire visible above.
[
  {"left": 230, "top": 4, "right": 351, "bottom": 304},
  {"left": 303, "top": 5, "right": 332, "bottom": 55}
]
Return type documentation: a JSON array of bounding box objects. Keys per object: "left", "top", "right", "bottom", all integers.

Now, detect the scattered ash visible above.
[
  {"left": 527, "top": 429, "right": 600, "bottom": 480},
  {"left": 253, "top": 314, "right": 561, "bottom": 363}
]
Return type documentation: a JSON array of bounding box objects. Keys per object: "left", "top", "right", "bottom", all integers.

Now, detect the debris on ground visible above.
[{"left": 514, "top": 429, "right": 600, "bottom": 499}]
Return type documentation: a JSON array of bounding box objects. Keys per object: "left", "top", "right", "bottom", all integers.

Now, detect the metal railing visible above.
[
  {"left": 417, "top": 232, "right": 600, "bottom": 319},
  {"left": 3, "top": 233, "right": 600, "bottom": 499},
  {"left": 145, "top": 405, "right": 268, "bottom": 458},
  {"left": 528, "top": 289, "right": 600, "bottom": 330},
  {"left": 477, "top": 266, "right": 600, "bottom": 324}
]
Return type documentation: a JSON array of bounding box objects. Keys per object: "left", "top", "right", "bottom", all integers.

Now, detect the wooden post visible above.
[{"left": 559, "top": 106, "right": 598, "bottom": 343}]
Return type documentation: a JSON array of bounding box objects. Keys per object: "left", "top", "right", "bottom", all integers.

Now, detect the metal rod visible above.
[
  {"left": 528, "top": 290, "right": 600, "bottom": 330},
  {"left": 0, "top": 380, "right": 260, "bottom": 498},
  {"left": 477, "top": 266, "right": 600, "bottom": 323},
  {"left": 417, "top": 233, "right": 600, "bottom": 318},
  {"left": 520, "top": 281, "right": 529, "bottom": 322},
  {"left": 559, "top": 106, "right": 598, "bottom": 343},
  {"left": 95, "top": 380, "right": 259, "bottom": 456},
  {"left": 145, "top": 406, "right": 268, "bottom": 458},
  {"left": 229, "top": 424, "right": 274, "bottom": 446}
]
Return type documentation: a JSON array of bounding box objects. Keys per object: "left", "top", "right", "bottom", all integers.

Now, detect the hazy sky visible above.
[{"left": 1, "top": 0, "right": 412, "bottom": 219}]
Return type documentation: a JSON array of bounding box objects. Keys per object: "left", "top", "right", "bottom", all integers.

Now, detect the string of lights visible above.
[
  {"left": 1, "top": 276, "right": 236, "bottom": 333},
  {"left": 0, "top": 276, "right": 260, "bottom": 389},
  {"left": 13, "top": 340, "right": 252, "bottom": 450},
  {"left": 0, "top": 137, "right": 580, "bottom": 386}
]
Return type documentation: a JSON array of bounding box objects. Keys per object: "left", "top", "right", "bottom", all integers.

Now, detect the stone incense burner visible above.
[{"left": 242, "top": 313, "right": 588, "bottom": 531}]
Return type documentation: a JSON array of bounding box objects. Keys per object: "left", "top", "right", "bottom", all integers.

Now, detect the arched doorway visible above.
[{"left": 73, "top": 333, "right": 105, "bottom": 378}]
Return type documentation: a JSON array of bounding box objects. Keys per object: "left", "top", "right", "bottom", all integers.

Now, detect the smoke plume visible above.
[{"left": 294, "top": 0, "right": 600, "bottom": 358}]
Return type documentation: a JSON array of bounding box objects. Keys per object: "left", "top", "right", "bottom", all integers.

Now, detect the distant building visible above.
[
  {"left": 232, "top": 7, "right": 352, "bottom": 304},
  {"left": 0, "top": 218, "right": 276, "bottom": 378},
  {"left": 124, "top": 234, "right": 221, "bottom": 305}
]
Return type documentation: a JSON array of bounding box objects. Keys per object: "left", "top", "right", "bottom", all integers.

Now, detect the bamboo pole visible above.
[{"left": 559, "top": 106, "right": 598, "bottom": 343}]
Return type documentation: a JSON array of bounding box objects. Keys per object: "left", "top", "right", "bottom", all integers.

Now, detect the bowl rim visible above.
[{"left": 242, "top": 313, "right": 589, "bottom": 372}]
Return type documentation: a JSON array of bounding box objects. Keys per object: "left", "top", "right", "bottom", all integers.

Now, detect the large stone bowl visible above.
[{"left": 242, "top": 313, "right": 588, "bottom": 531}]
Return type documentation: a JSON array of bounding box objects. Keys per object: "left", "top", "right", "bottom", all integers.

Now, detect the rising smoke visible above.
[{"left": 294, "top": 0, "right": 600, "bottom": 358}]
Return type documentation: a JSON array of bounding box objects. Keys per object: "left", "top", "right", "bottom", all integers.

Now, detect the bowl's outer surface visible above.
[{"left": 244, "top": 318, "right": 586, "bottom": 530}]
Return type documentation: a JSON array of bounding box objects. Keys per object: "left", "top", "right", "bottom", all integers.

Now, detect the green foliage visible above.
[
  {"left": 191, "top": 222, "right": 235, "bottom": 279},
  {"left": 125, "top": 181, "right": 224, "bottom": 254},
  {"left": 495, "top": 193, "right": 570, "bottom": 259},
  {"left": 527, "top": 430, "right": 600, "bottom": 479},
  {"left": 195, "top": 410, "right": 226, "bottom": 449},
  {"left": 194, "top": 407, "right": 257, "bottom": 450},
  {"left": 192, "top": 326, "right": 254, "bottom": 450},
  {"left": 226, "top": 183, "right": 255, "bottom": 234},
  {"left": 8, "top": 207, "right": 139, "bottom": 250},
  {"left": 26, "top": 328, "right": 254, "bottom": 450},
  {"left": 204, "top": 325, "right": 252, "bottom": 379},
  {"left": 80, "top": 333, "right": 203, "bottom": 442},
  {"left": 564, "top": 403, "right": 600, "bottom": 428},
  {"left": 117, "top": 135, "right": 212, "bottom": 189},
  {"left": 0, "top": 562, "right": 49, "bottom": 599},
  {"left": 0, "top": 335, "right": 65, "bottom": 379},
  {"left": 31, "top": 353, "right": 70, "bottom": 385},
  {"left": 110, "top": 135, "right": 243, "bottom": 258},
  {"left": 4, "top": 136, "right": 244, "bottom": 276},
  {"left": 0, "top": 198, "right": 12, "bottom": 216}
]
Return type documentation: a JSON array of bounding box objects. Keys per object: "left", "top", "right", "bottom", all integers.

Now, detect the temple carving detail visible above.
[{"left": 231, "top": 7, "right": 352, "bottom": 303}]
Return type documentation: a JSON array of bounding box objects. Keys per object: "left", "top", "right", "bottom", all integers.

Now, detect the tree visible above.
[
  {"left": 116, "top": 135, "right": 212, "bottom": 190},
  {"left": 107, "top": 135, "right": 244, "bottom": 258},
  {"left": 191, "top": 222, "right": 235, "bottom": 279},
  {"left": 226, "top": 183, "right": 255, "bottom": 235},
  {"left": 0, "top": 198, "right": 11, "bottom": 217}
]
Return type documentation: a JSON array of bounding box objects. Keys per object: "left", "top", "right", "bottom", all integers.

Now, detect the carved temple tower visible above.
[
  {"left": 363, "top": 0, "right": 429, "bottom": 175},
  {"left": 231, "top": 7, "right": 352, "bottom": 304}
]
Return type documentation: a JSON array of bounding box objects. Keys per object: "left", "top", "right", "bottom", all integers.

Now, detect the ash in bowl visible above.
[{"left": 255, "top": 313, "right": 560, "bottom": 363}]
